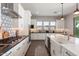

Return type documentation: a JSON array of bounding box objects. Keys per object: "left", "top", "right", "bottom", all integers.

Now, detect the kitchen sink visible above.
[{"left": 55, "top": 38, "right": 69, "bottom": 44}]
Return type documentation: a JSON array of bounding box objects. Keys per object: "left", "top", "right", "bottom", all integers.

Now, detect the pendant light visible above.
[
  {"left": 61, "top": 3, "right": 64, "bottom": 20},
  {"left": 74, "top": 3, "right": 79, "bottom": 15}
]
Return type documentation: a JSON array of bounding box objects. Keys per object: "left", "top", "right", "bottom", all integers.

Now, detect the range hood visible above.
[{"left": 1, "top": 6, "right": 22, "bottom": 18}]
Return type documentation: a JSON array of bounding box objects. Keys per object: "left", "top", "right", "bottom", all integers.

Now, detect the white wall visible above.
[
  {"left": 56, "top": 20, "right": 64, "bottom": 29},
  {"left": 31, "top": 16, "right": 64, "bottom": 29},
  {"left": 64, "top": 13, "right": 74, "bottom": 35},
  {"left": 31, "top": 16, "right": 56, "bottom": 29}
]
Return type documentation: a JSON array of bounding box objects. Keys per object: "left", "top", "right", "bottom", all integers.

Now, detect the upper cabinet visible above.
[
  {"left": 1, "top": 3, "right": 13, "bottom": 10},
  {"left": 1, "top": 3, "right": 21, "bottom": 18},
  {"left": 0, "top": 3, "right": 1, "bottom": 26}
]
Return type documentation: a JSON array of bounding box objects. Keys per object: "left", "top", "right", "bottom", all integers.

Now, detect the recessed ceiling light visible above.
[{"left": 53, "top": 11, "right": 61, "bottom": 15}]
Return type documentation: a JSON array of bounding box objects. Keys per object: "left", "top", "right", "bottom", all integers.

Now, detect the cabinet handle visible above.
[
  {"left": 65, "top": 52, "right": 71, "bottom": 56},
  {"left": 6, "top": 51, "right": 12, "bottom": 56}
]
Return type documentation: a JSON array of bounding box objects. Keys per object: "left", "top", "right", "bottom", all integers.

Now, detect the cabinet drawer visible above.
[
  {"left": 2, "top": 47, "right": 16, "bottom": 56},
  {"left": 2, "top": 51, "right": 12, "bottom": 56},
  {"left": 62, "top": 47, "right": 76, "bottom": 56},
  {"left": 50, "top": 39, "right": 62, "bottom": 56}
]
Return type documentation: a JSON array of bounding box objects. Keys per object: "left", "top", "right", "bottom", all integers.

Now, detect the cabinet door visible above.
[
  {"left": 1, "top": 3, "right": 13, "bottom": 10},
  {"left": 50, "top": 40, "right": 62, "bottom": 56},
  {"left": 21, "top": 37, "right": 29, "bottom": 55},
  {"left": 31, "top": 33, "right": 46, "bottom": 40},
  {"left": 31, "top": 33, "right": 36, "bottom": 40},
  {"left": 11, "top": 39, "right": 26, "bottom": 56},
  {"left": 2, "top": 37, "right": 30, "bottom": 56},
  {"left": 12, "top": 41, "right": 23, "bottom": 56},
  {"left": 50, "top": 40, "right": 55, "bottom": 56},
  {"left": 2, "top": 46, "right": 17, "bottom": 56},
  {"left": 45, "top": 37, "right": 48, "bottom": 47},
  {"left": 62, "top": 47, "right": 75, "bottom": 56},
  {"left": 2, "top": 49, "right": 14, "bottom": 56},
  {"left": 54, "top": 42, "right": 62, "bottom": 56}
]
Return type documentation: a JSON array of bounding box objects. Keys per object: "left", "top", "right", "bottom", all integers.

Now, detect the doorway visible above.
[{"left": 74, "top": 16, "right": 79, "bottom": 38}]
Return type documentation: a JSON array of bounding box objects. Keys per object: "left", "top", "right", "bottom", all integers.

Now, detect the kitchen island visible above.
[
  {"left": 0, "top": 35, "right": 31, "bottom": 56},
  {"left": 47, "top": 34, "right": 79, "bottom": 56}
]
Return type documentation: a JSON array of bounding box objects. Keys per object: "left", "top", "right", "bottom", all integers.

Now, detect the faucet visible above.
[
  {"left": 67, "top": 34, "right": 70, "bottom": 40},
  {"left": 64, "top": 31, "right": 70, "bottom": 40}
]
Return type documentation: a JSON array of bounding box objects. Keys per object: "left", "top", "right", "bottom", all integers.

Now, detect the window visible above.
[
  {"left": 43, "top": 21, "right": 49, "bottom": 26},
  {"left": 37, "top": 21, "right": 42, "bottom": 26},
  {"left": 36, "top": 21, "right": 56, "bottom": 30},
  {"left": 50, "top": 21, "right": 56, "bottom": 26}
]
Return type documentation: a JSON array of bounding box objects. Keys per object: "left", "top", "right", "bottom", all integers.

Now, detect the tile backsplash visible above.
[{"left": 1, "top": 14, "right": 16, "bottom": 37}]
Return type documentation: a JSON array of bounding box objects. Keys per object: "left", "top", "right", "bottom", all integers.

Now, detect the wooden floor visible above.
[{"left": 25, "top": 40, "right": 49, "bottom": 56}]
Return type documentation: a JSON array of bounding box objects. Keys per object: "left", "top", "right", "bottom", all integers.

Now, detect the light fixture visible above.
[
  {"left": 74, "top": 3, "right": 79, "bottom": 15},
  {"left": 60, "top": 3, "right": 64, "bottom": 20}
]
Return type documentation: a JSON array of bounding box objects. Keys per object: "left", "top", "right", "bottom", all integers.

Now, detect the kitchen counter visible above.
[
  {"left": 0, "top": 35, "right": 29, "bottom": 56},
  {"left": 47, "top": 34, "right": 79, "bottom": 56},
  {"left": 61, "top": 37, "right": 79, "bottom": 56}
]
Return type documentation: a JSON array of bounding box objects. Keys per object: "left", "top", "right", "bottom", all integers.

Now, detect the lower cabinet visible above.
[
  {"left": 45, "top": 37, "right": 48, "bottom": 48},
  {"left": 31, "top": 33, "right": 46, "bottom": 40},
  {"left": 50, "top": 40, "right": 55, "bottom": 56},
  {"left": 50, "top": 38, "right": 76, "bottom": 56},
  {"left": 2, "top": 37, "right": 30, "bottom": 56},
  {"left": 50, "top": 39, "right": 62, "bottom": 56}
]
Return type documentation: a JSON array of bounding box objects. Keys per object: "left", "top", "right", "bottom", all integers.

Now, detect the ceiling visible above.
[{"left": 21, "top": 3, "right": 77, "bottom": 16}]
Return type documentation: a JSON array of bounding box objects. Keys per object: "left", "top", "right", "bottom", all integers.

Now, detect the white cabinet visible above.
[
  {"left": 2, "top": 47, "right": 16, "bottom": 56},
  {"left": 2, "top": 37, "right": 30, "bottom": 56},
  {"left": 45, "top": 37, "right": 48, "bottom": 48},
  {"left": 21, "top": 37, "right": 30, "bottom": 55},
  {"left": 61, "top": 47, "right": 76, "bottom": 56},
  {"left": 13, "top": 3, "right": 18, "bottom": 13},
  {"left": 50, "top": 37, "right": 75, "bottom": 56},
  {"left": 31, "top": 33, "right": 46, "bottom": 40},
  {"left": 18, "top": 4, "right": 31, "bottom": 36},
  {"left": 54, "top": 42, "right": 62, "bottom": 56},
  {"left": 50, "top": 39, "right": 62, "bottom": 56},
  {"left": 31, "top": 33, "right": 52, "bottom": 40},
  {"left": 50, "top": 40, "right": 55, "bottom": 56}
]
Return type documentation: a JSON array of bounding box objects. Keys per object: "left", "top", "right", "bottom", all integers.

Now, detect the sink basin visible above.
[
  {"left": 55, "top": 38, "right": 69, "bottom": 44},
  {"left": 52, "top": 34, "right": 69, "bottom": 44}
]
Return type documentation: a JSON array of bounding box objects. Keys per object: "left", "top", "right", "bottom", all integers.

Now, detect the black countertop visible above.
[
  {"left": 31, "top": 32, "right": 54, "bottom": 33},
  {"left": 0, "top": 35, "right": 29, "bottom": 56}
]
